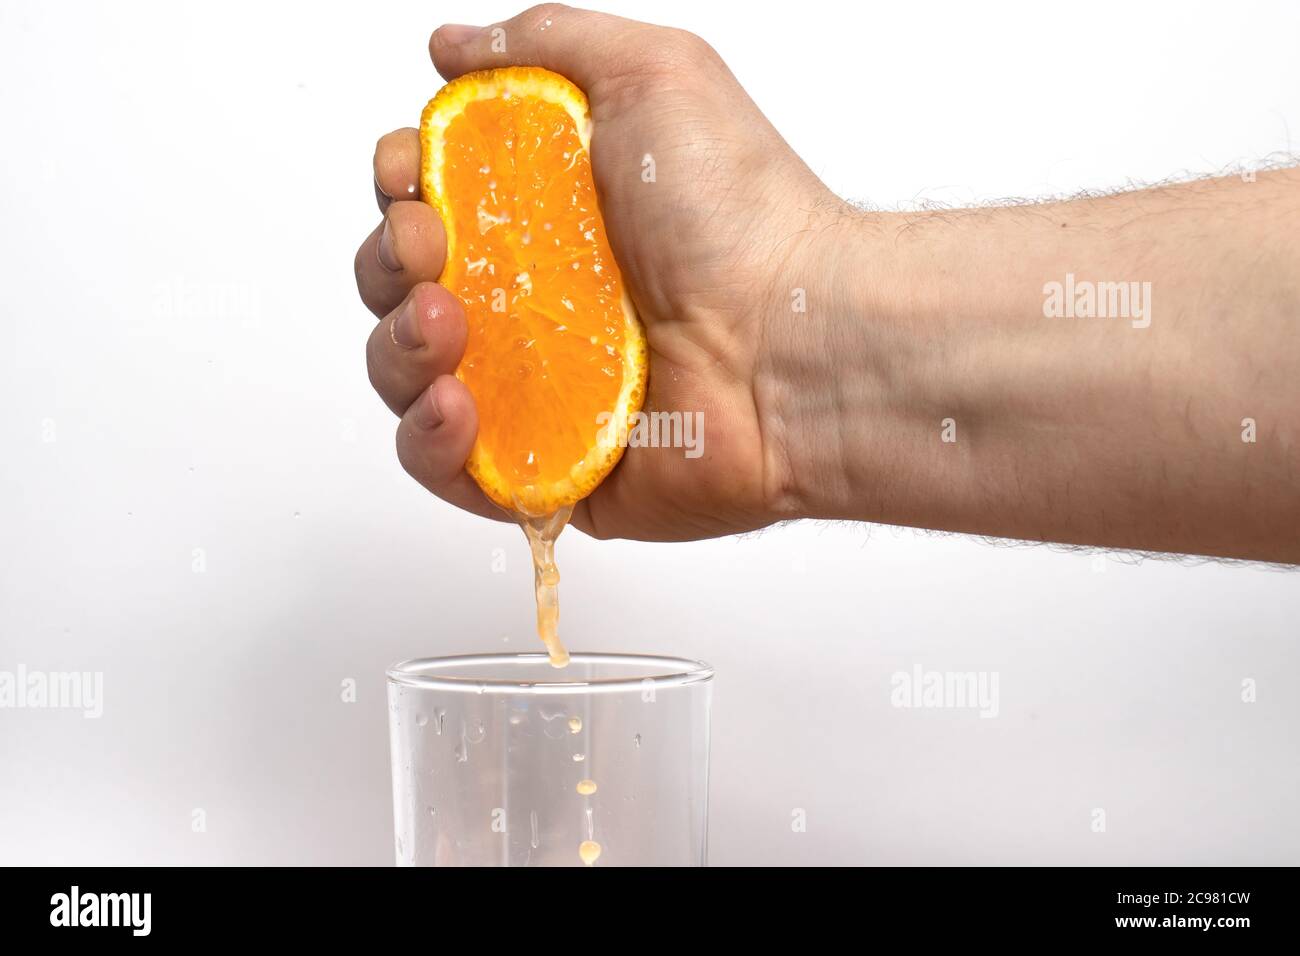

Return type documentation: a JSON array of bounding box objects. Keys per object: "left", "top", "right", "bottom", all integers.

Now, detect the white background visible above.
[{"left": 1, "top": 0, "right": 1298, "bottom": 865}]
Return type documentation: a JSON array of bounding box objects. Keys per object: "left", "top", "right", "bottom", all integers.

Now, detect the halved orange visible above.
[{"left": 420, "top": 67, "right": 647, "bottom": 518}]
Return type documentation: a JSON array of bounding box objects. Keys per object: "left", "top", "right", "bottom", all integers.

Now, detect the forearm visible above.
[{"left": 774, "top": 169, "right": 1300, "bottom": 562}]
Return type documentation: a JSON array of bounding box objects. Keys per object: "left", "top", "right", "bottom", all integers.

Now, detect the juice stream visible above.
[
  {"left": 520, "top": 505, "right": 604, "bottom": 864},
  {"left": 518, "top": 504, "right": 574, "bottom": 668}
]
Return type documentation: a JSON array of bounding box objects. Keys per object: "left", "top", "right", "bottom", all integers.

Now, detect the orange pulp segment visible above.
[{"left": 419, "top": 67, "right": 646, "bottom": 518}]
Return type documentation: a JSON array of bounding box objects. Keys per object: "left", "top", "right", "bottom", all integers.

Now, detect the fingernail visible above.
[
  {"left": 438, "top": 23, "right": 482, "bottom": 45},
  {"left": 415, "top": 385, "right": 444, "bottom": 430},
  {"left": 391, "top": 298, "right": 423, "bottom": 350},
  {"left": 374, "top": 176, "right": 393, "bottom": 209},
  {"left": 377, "top": 219, "right": 401, "bottom": 272}
]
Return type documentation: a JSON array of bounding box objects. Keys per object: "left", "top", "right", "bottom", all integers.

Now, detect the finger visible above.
[
  {"left": 367, "top": 282, "right": 467, "bottom": 416},
  {"left": 429, "top": 5, "right": 649, "bottom": 92},
  {"left": 396, "top": 376, "right": 509, "bottom": 523},
  {"left": 373, "top": 128, "right": 420, "bottom": 214},
  {"left": 354, "top": 200, "right": 446, "bottom": 319},
  {"left": 569, "top": 496, "right": 599, "bottom": 538}
]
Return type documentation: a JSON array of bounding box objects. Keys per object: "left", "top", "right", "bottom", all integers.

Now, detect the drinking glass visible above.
[{"left": 387, "top": 653, "right": 713, "bottom": 866}]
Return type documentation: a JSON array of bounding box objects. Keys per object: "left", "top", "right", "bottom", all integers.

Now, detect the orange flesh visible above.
[{"left": 440, "top": 96, "right": 628, "bottom": 506}]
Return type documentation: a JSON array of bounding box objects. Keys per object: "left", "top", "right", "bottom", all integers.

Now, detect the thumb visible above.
[{"left": 429, "top": 4, "right": 655, "bottom": 96}]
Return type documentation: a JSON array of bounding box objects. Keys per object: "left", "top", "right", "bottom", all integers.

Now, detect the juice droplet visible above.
[
  {"left": 511, "top": 450, "right": 541, "bottom": 481},
  {"left": 455, "top": 721, "right": 469, "bottom": 763},
  {"left": 576, "top": 779, "right": 597, "bottom": 796},
  {"left": 567, "top": 716, "right": 582, "bottom": 733},
  {"left": 578, "top": 840, "right": 601, "bottom": 866}
]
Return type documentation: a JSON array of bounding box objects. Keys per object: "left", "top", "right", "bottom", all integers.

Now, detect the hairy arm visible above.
[{"left": 767, "top": 167, "right": 1300, "bottom": 562}]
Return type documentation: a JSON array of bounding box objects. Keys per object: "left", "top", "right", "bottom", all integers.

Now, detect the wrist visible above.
[{"left": 756, "top": 202, "right": 944, "bottom": 527}]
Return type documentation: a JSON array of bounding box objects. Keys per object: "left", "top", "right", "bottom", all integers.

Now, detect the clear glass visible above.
[{"left": 387, "top": 653, "right": 713, "bottom": 867}]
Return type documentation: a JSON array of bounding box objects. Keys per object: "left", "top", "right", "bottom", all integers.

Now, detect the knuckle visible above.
[
  {"left": 523, "top": 3, "right": 569, "bottom": 21},
  {"left": 395, "top": 419, "right": 438, "bottom": 489},
  {"left": 617, "top": 28, "right": 720, "bottom": 83},
  {"left": 671, "top": 29, "right": 717, "bottom": 60},
  {"left": 365, "top": 325, "right": 386, "bottom": 392},
  {"left": 516, "top": 3, "right": 570, "bottom": 32},
  {"left": 373, "top": 132, "right": 401, "bottom": 177},
  {"left": 354, "top": 240, "right": 375, "bottom": 297},
  {"left": 394, "top": 422, "right": 418, "bottom": 476},
  {"left": 354, "top": 245, "right": 364, "bottom": 286}
]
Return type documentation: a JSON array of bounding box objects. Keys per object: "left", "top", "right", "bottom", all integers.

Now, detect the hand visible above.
[
  {"left": 358, "top": 5, "right": 1300, "bottom": 563},
  {"left": 354, "top": 4, "right": 847, "bottom": 541}
]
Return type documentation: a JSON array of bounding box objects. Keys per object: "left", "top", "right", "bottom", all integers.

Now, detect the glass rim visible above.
[{"left": 386, "top": 652, "right": 714, "bottom": 695}]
